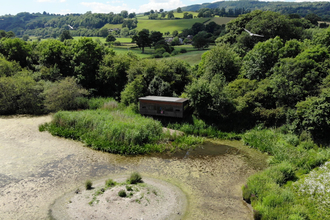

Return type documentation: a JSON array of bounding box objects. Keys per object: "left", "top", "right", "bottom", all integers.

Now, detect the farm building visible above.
[{"left": 139, "top": 96, "right": 189, "bottom": 118}]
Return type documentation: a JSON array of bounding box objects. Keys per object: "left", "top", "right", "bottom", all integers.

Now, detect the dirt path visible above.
[{"left": 0, "top": 115, "right": 266, "bottom": 220}]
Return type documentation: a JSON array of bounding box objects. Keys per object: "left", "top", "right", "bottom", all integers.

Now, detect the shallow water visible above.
[{"left": 0, "top": 116, "right": 267, "bottom": 220}]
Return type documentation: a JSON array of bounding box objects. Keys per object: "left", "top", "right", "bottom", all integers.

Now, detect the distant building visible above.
[{"left": 139, "top": 96, "right": 189, "bottom": 118}]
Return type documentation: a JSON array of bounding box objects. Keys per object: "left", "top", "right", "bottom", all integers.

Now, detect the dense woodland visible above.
[
  {"left": 182, "top": 0, "right": 330, "bottom": 21},
  {"left": 2, "top": 9, "right": 330, "bottom": 219}
]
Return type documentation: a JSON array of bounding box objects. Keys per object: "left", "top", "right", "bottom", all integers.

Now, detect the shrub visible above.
[
  {"left": 127, "top": 172, "right": 142, "bottom": 184},
  {"left": 0, "top": 75, "right": 44, "bottom": 115},
  {"left": 163, "top": 52, "right": 170, "bottom": 57},
  {"left": 114, "top": 41, "right": 121, "bottom": 46},
  {"left": 126, "top": 185, "right": 133, "bottom": 191},
  {"left": 118, "top": 189, "right": 127, "bottom": 197},
  {"left": 105, "top": 179, "right": 116, "bottom": 187},
  {"left": 180, "top": 48, "right": 187, "bottom": 53},
  {"left": 171, "top": 50, "right": 179, "bottom": 56},
  {"left": 85, "top": 180, "right": 93, "bottom": 190},
  {"left": 43, "top": 77, "right": 88, "bottom": 112}
]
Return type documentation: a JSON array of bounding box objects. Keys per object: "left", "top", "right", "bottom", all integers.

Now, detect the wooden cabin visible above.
[{"left": 139, "top": 96, "right": 189, "bottom": 118}]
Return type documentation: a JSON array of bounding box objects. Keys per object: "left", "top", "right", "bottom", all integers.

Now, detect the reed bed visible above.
[{"left": 40, "top": 108, "right": 163, "bottom": 154}]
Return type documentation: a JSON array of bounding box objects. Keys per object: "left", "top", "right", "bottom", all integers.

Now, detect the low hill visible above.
[{"left": 181, "top": 1, "right": 330, "bottom": 21}]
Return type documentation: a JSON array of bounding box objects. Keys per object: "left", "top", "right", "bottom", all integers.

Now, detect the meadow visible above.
[{"left": 135, "top": 18, "right": 210, "bottom": 33}]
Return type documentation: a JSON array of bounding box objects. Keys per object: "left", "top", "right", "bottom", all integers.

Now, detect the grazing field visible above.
[
  {"left": 102, "top": 23, "right": 122, "bottom": 30},
  {"left": 205, "top": 17, "right": 236, "bottom": 25},
  {"left": 112, "top": 47, "right": 153, "bottom": 58},
  {"left": 136, "top": 18, "right": 210, "bottom": 33},
  {"left": 161, "top": 50, "right": 208, "bottom": 66}
]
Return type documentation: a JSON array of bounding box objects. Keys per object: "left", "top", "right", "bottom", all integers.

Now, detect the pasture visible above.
[{"left": 135, "top": 18, "right": 210, "bottom": 33}]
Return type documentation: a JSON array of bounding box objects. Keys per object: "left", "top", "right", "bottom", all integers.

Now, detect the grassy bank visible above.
[
  {"left": 39, "top": 99, "right": 203, "bottom": 155},
  {"left": 242, "top": 127, "right": 330, "bottom": 219}
]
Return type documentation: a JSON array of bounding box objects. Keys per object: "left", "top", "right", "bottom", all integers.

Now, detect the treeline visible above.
[
  {"left": 196, "top": 7, "right": 251, "bottom": 18},
  {"left": 0, "top": 11, "right": 135, "bottom": 37},
  {"left": 182, "top": 0, "right": 330, "bottom": 21}
]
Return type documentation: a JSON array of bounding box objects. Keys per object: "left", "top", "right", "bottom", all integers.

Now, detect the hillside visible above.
[{"left": 181, "top": 1, "right": 330, "bottom": 21}]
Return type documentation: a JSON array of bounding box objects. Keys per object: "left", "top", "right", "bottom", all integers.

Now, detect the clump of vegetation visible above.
[
  {"left": 105, "top": 179, "right": 116, "bottom": 188},
  {"left": 126, "top": 185, "right": 133, "bottom": 191},
  {"left": 118, "top": 189, "right": 127, "bottom": 197},
  {"left": 40, "top": 108, "right": 164, "bottom": 154},
  {"left": 85, "top": 180, "right": 93, "bottom": 190},
  {"left": 242, "top": 128, "right": 330, "bottom": 219},
  {"left": 127, "top": 172, "right": 143, "bottom": 184}
]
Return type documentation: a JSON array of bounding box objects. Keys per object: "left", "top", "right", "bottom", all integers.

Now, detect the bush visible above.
[
  {"left": 43, "top": 77, "right": 88, "bottom": 112},
  {"left": 127, "top": 172, "right": 142, "bottom": 184},
  {"left": 126, "top": 185, "right": 133, "bottom": 191},
  {"left": 0, "top": 75, "right": 44, "bottom": 115},
  {"left": 180, "top": 48, "right": 187, "bottom": 53},
  {"left": 163, "top": 52, "right": 170, "bottom": 57},
  {"left": 171, "top": 50, "right": 179, "bottom": 56},
  {"left": 85, "top": 180, "right": 93, "bottom": 190},
  {"left": 105, "top": 179, "right": 116, "bottom": 187},
  {"left": 118, "top": 189, "right": 127, "bottom": 197}
]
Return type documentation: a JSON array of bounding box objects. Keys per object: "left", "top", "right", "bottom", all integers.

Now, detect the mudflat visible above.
[{"left": 0, "top": 115, "right": 267, "bottom": 220}]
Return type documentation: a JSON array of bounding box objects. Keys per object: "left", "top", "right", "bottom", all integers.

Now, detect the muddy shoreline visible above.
[{"left": 0, "top": 115, "right": 267, "bottom": 220}]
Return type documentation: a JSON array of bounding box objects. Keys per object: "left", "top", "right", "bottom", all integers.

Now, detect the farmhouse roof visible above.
[{"left": 139, "top": 96, "right": 188, "bottom": 103}]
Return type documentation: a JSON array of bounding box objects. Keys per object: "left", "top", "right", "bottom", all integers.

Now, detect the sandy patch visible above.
[{"left": 50, "top": 176, "right": 186, "bottom": 220}]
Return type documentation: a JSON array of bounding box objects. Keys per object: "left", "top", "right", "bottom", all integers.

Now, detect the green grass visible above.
[
  {"left": 161, "top": 50, "right": 207, "bottom": 66},
  {"left": 39, "top": 102, "right": 204, "bottom": 155},
  {"left": 241, "top": 127, "right": 330, "bottom": 219},
  {"left": 40, "top": 108, "right": 164, "bottom": 154},
  {"left": 205, "top": 17, "right": 236, "bottom": 25},
  {"left": 102, "top": 23, "right": 122, "bottom": 30},
  {"left": 136, "top": 18, "right": 210, "bottom": 33},
  {"left": 112, "top": 47, "right": 153, "bottom": 58}
]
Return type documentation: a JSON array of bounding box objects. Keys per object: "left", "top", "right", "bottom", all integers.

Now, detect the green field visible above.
[
  {"left": 136, "top": 18, "right": 210, "bottom": 33},
  {"left": 112, "top": 47, "right": 153, "bottom": 58},
  {"left": 102, "top": 23, "right": 122, "bottom": 30},
  {"left": 206, "top": 17, "right": 236, "bottom": 25},
  {"left": 161, "top": 50, "right": 208, "bottom": 66}
]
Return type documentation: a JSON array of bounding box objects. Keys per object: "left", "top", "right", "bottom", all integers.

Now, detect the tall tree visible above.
[{"left": 132, "top": 29, "right": 152, "bottom": 54}]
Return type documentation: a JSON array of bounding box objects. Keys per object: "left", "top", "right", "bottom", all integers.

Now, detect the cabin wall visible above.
[{"left": 139, "top": 100, "right": 185, "bottom": 118}]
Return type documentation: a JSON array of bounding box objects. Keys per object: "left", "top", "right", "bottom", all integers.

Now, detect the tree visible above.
[
  {"left": 22, "top": 35, "right": 29, "bottom": 41},
  {"left": 240, "top": 36, "right": 284, "bottom": 80},
  {"left": 192, "top": 31, "right": 209, "bottom": 50},
  {"left": 160, "top": 9, "right": 164, "bottom": 12},
  {"left": 132, "top": 29, "right": 152, "bottom": 54},
  {"left": 172, "top": 30, "right": 178, "bottom": 37},
  {"left": 150, "top": 31, "right": 163, "bottom": 46},
  {"left": 98, "top": 53, "right": 137, "bottom": 98},
  {"left": 177, "top": 7, "right": 182, "bottom": 13},
  {"left": 128, "top": 12, "right": 136, "bottom": 19},
  {"left": 36, "top": 39, "right": 73, "bottom": 79},
  {"left": 191, "top": 22, "right": 205, "bottom": 35},
  {"left": 59, "top": 30, "right": 73, "bottom": 42},
  {"left": 99, "top": 28, "right": 109, "bottom": 38},
  {"left": 305, "top": 13, "right": 321, "bottom": 26},
  {"left": 70, "top": 38, "right": 104, "bottom": 92},
  {"left": 167, "top": 11, "right": 174, "bottom": 19},
  {"left": 0, "top": 38, "right": 32, "bottom": 68},
  {"left": 121, "top": 10, "right": 128, "bottom": 18},
  {"left": 120, "top": 27, "right": 129, "bottom": 37},
  {"left": 106, "top": 34, "right": 116, "bottom": 42},
  {"left": 200, "top": 44, "right": 241, "bottom": 82}
]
